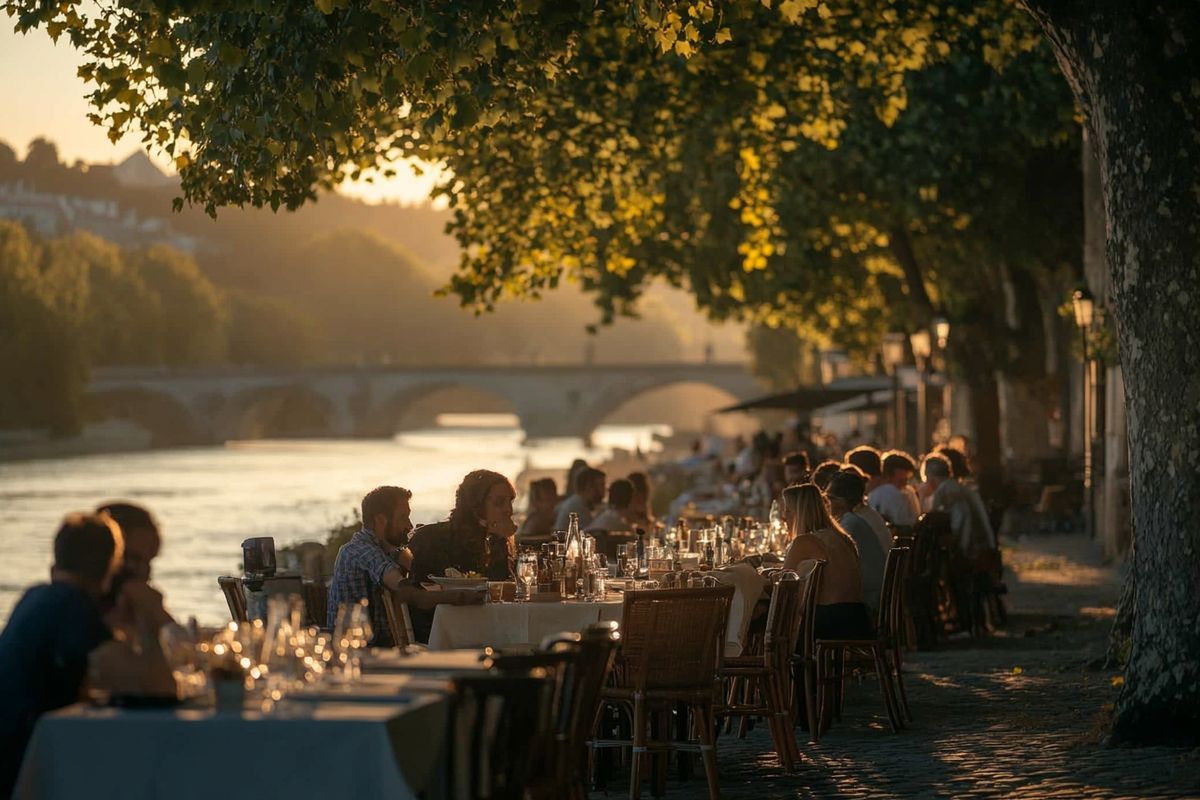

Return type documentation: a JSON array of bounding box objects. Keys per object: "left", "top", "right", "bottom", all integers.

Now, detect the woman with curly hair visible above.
[{"left": 409, "top": 470, "right": 518, "bottom": 584}]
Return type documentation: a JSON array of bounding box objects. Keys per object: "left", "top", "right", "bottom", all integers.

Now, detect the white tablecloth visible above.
[
  {"left": 427, "top": 600, "right": 624, "bottom": 650},
  {"left": 15, "top": 695, "right": 447, "bottom": 800}
]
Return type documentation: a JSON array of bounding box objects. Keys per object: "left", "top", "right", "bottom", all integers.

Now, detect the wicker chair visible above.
[
  {"left": 447, "top": 671, "right": 555, "bottom": 800},
  {"left": 591, "top": 586, "right": 734, "bottom": 800},
  {"left": 813, "top": 546, "right": 910, "bottom": 734},
  {"left": 217, "top": 576, "right": 247, "bottom": 623},
  {"left": 378, "top": 589, "right": 418, "bottom": 649},
  {"left": 788, "top": 559, "right": 826, "bottom": 742},
  {"left": 718, "top": 571, "right": 804, "bottom": 772}
]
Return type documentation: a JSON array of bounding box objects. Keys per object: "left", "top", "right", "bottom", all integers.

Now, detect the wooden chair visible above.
[
  {"left": 447, "top": 671, "right": 555, "bottom": 800},
  {"left": 217, "top": 576, "right": 247, "bottom": 623},
  {"left": 813, "top": 546, "right": 910, "bottom": 735},
  {"left": 378, "top": 589, "right": 418, "bottom": 650},
  {"left": 718, "top": 571, "right": 804, "bottom": 772},
  {"left": 789, "top": 559, "right": 825, "bottom": 742},
  {"left": 590, "top": 585, "right": 734, "bottom": 800},
  {"left": 302, "top": 577, "right": 328, "bottom": 629}
]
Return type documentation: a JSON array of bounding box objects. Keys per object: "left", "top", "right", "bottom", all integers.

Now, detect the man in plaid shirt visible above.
[{"left": 327, "top": 486, "right": 414, "bottom": 647}]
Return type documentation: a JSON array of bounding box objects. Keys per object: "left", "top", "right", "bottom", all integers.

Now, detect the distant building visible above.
[{"left": 0, "top": 179, "right": 201, "bottom": 254}]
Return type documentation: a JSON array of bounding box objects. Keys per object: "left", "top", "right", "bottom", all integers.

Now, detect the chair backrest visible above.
[
  {"left": 449, "top": 671, "right": 554, "bottom": 800},
  {"left": 550, "top": 622, "right": 621, "bottom": 751},
  {"left": 618, "top": 585, "right": 734, "bottom": 691},
  {"left": 217, "top": 576, "right": 247, "bottom": 623},
  {"left": 875, "top": 546, "right": 910, "bottom": 638},
  {"left": 795, "top": 559, "right": 825, "bottom": 660},
  {"left": 378, "top": 590, "right": 416, "bottom": 649},
  {"left": 302, "top": 577, "right": 328, "bottom": 628},
  {"left": 762, "top": 571, "right": 804, "bottom": 668}
]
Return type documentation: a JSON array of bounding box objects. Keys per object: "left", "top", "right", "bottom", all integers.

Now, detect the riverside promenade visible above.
[{"left": 654, "top": 533, "right": 1200, "bottom": 799}]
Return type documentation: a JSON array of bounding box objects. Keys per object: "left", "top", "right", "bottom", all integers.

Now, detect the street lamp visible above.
[
  {"left": 1072, "top": 287, "right": 1095, "bottom": 537},
  {"left": 934, "top": 316, "right": 951, "bottom": 350},
  {"left": 910, "top": 329, "right": 932, "bottom": 452},
  {"left": 881, "top": 332, "right": 907, "bottom": 448}
]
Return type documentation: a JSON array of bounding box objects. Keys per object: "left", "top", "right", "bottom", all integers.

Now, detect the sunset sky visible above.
[{"left": 0, "top": 25, "right": 439, "bottom": 205}]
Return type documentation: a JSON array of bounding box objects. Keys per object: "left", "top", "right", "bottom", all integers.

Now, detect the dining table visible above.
[{"left": 14, "top": 648, "right": 495, "bottom": 800}]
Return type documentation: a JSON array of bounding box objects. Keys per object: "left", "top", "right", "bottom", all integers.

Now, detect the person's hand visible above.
[{"left": 117, "top": 580, "right": 172, "bottom": 633}]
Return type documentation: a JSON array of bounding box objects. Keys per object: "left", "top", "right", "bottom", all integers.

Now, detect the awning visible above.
[{"left": 716, "top": 385, "right": 880, "bottom": 414}]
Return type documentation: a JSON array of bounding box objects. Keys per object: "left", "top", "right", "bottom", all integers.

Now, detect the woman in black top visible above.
[{"left": 409, "top": 469, "right": 517, "bottom": 583}]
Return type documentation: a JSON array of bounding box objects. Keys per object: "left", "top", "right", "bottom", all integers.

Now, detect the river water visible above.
[{"left": 0, "top": 423, "right": 668, "bottom": 628}]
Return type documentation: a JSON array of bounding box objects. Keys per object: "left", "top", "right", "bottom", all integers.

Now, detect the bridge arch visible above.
[
  {"left": 85, "top": 389, "right": 206, "bottom": 447},
  {"left": 217, "top": 385, "right": 339, "bottom": 441},
  {"left": 358, "top": 382, "right": 518, "bottom": 437},
  {"left": 561, "top": 378, "right": 753, "bottom": 443}
]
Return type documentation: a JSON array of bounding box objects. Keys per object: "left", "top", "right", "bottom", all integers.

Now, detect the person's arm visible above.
[
  {"left": 391, "top": 582, "right": 483, "bottom": 610},
  {"left": 350, "top": 540, "right": 408, "bottom": 591}
]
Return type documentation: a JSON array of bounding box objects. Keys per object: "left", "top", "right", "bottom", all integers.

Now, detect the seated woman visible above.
[
  {"left": 409, "top": 469, "right": 517, "bottom": 583},
  {"left": 516, "top": 477, "right": 558, "bottom": 542},
  {"left": 780, "top": 483, "right": 873, "bottom": 639}
]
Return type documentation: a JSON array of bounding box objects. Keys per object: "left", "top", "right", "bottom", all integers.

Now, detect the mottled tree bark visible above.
[{"left": 1020, "top": 0, "right": 1200, "bottom": 741}]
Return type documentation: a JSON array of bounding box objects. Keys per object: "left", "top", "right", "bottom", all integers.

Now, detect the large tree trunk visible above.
[{"left": 1020, "top": 0, "right": 1200, "bottom": 741}]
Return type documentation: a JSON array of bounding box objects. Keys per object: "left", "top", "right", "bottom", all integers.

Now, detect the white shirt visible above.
[{"left": 868, "top": 483, "right": 921, "bottom": 527}]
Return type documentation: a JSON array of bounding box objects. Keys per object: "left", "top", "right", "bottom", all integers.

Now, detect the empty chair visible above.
[
  {"left": 590, "top": 585, "right": 734, "bottom": 800},
  {"left": 217, "top": 576, "right": 247, "bottom": 623},
  {"left": 378, "top": 590, "right": 418, "bottom": 650}
]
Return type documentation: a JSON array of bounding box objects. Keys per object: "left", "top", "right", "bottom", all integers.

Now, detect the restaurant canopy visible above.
[{"left": 716, "top": 384, "right": 884, "bottom": 414}]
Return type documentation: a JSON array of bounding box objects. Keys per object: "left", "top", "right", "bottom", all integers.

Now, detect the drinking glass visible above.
[{"left": 517, "top": 553, "right": 537, "bottom": 600}]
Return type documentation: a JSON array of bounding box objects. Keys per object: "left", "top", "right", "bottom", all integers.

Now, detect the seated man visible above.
[
  {"left": 327, "top": 486, "right": 417, "bottom": 648},
  {"left": 868, "top": 450, "right": 922, "bottom": 527},
  {"left": 0, "top": 514, "right": 122, "bottom": 796},
  {"left": 826, "top": 471, "right": 887, "bottom": 612},
  {"left": 516, "top": 478, "right": 558, "bottom": 542},
  {"left": 96, "top": 501, "right": 174, "bottom": 638},
  {"left": 585, "top": 478, "right": 637, "bottom": 558},
  {"left": 554, "top": 467, "right": 606, "bottom": 531}
]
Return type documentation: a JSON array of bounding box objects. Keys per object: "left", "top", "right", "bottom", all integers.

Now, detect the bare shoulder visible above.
[{"left": 784, "top": 534, "right": 828, "bottom": 569}]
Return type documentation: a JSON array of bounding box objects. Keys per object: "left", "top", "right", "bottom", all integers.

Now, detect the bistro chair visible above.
[
  {"left": 217, "top": 576, "right": 247, "bottom": 623},
  {"left": 378, "top": 590, "right": 419, "bottom": 650},
  {"left": 302, "top": 576, "right": 328, "bottom": 629},
  {"left": 717, "top": 571, "right": 804, "bottom": 772},
  {"left": 447, "top": 671, "right": 556, "bottom": 800},
  {"left": 813, "top": 546, "right": 911, "bottom": 735},
  {"left": 788, "top": 559, "right": 825, "bottom": 742},
  {"left": 590, "top": 585, "right": 734, "bottom": 800}
]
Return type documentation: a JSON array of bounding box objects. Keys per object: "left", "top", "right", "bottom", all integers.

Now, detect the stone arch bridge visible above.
[{"left": 86, "top": 363, "right": 761, "bottom": 446}]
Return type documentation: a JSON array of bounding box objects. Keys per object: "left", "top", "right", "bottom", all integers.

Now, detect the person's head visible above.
[
  {"left": 780, "top": 483, "right": 836, "bottom": 537},
  {"left": 451, "top": 469, "right": 516, "bottom": 538},
  {"left": 576, "top": 467, "right": 607, "bottom": 505},
  {"left": 627, "top": 471, "right": 651, "bottom": 510},
  {"left": 934, "top": 445, "right": 971, "bottom": 479},
  {"left": 781, "top": 451, "right": 811, "bottom": 485},
  {"left": 881, "top": 450, "right": 918, "bottom": 489},
  {"left": 96, "top": 501, "right": 159, "bottom": 583},
  {"left": 529, "top": 478, "right": 558, "bottom": 512},
  {"left": 607, "top": 479, "right": 634, "bottom": 512},
  {"left": 920, "top": 452, "right": 953, "bottom": 486},
  {"left": 361, "top": 486, "right": 413, "bottom": 547},
  {"left": 53, "top": 512, "right": 124, "bottom": 597},
  {"left": 810, "top": 460, "right": 843, "bottom": 491},
  {"left": 826, "top": 470, "right": 868, "bottom": 516},
  {"left": 844, "top": 445, "right": 882, "bottom": 480}
]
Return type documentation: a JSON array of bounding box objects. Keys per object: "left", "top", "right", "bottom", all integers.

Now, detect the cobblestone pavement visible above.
[{"left": 593, "top": 534, "right": 1200, "bottom": 799}]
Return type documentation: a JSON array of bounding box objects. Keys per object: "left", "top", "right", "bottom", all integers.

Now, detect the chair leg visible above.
[
  {"left": 694, "top": 703, "right": 720, "bottom": 800},
  {"left": 891, "top": 645, "right": 913, "bottom": 723},
  {"left": 630, "top": 694, "right": 647, "bottom": 800},
  {"left": 723, "top": 678, "right": 739, "bottom": 734},
  {"left": 766, "top": 672, "right": 798, "bottom": 773},
  {"left": 804, "top": 661, "right": 820, "bottom": 743},
  {"left": 872, "top": 647, "right": 902, "bottom": 733},
  {"left": 815, "top": 648, "right": 834, "bottom": 737}
]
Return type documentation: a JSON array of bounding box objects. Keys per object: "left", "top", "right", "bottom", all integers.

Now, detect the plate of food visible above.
[{"left": 428, "top": 568, "right": 487, "bottom": 590}]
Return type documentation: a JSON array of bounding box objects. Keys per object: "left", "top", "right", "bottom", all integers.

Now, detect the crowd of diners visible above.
[{"left": 0, "top": 432, "right": 995, "bottom": 796}]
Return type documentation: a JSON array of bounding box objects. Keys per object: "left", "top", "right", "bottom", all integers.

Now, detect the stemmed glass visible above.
[{"left": 516, "top": 552, "right": 537, "bottom": 600}]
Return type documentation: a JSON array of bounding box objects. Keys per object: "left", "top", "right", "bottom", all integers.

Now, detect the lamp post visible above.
[
  {"left": 881, "top": 332, "right": 907, "bottom": 448},
  {"left": 1072, "top": 287, "right": 1096, "bottom": 537},
  {"left": 910, "top": 329, "right": 932, "bottom": 453},
  {"left": 932, "top": 315, "right": 951, "bottom": 438}
]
